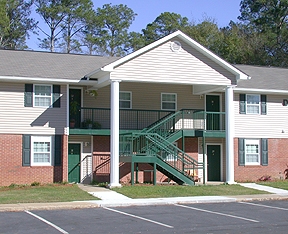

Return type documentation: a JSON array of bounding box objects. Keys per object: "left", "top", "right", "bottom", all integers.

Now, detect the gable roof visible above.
[
  {"left": 88, "top": 30, "right": 249, "bottom": 81},
  {"left": 235, "top": 65, "right": 288, "bottom": 92},
  {"left": 0, "top": 49, "right": 119, "bottom": 82}
]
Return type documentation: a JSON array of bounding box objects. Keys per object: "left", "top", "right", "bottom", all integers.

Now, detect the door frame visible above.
[
  {"left": 205, "top": 143, "right": 223, "bottom": 182},
  {"left": 68, "top": 142, "right": 83, "bottom": 183},
  {"left": 69, "top": 87, "right": 83, "bottom": 127},
  {"left": 205, "top": 93, "right": 223, "bottom": 130}
]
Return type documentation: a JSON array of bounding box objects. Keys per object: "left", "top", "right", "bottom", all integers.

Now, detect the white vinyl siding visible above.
[
  {"left": 0, "top": 82, "right": 66, "bottom": 135},
  {"left": 235, "top": 94, "right": 288, "bottom": 138},
  {"left": 119, "top": 91, "right": 132, "bottom": 109},
  {"left": 246, "top": 94, "right": 260, "bottom": 114},
  {"left": 110, "top": 39, "right": 235, "bottom": 85},
  {"left": 161, "top": 93, "right": 177, "bottom": 110},
  {"left": 245, "top": 139, "right": 260, "bottom": 165},
  {"left": 34, "top": 85, "right": 52, "bottom": 107},
  {"left": 31, "top": 136, "right": 52, "bottom": 166}
]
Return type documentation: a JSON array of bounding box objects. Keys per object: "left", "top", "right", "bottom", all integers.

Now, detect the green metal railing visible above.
[
  {"left": 76, "top": 107, "right": 174, "bottom": 130},
  {"left": 120, "top": 132, "right": 203, "bottom": 175}
]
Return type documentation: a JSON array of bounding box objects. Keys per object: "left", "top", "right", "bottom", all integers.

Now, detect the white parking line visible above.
[
  {"left": 174, "top": 204, "right": 259, "bottom": 223},
  {"left": 239, "top": 201, "right": 288, "bottom": 211},
  {"left": 25, "top": 210, "right": 68, "bottom": 234},
  {"left": 103, "top": 207, "right": 174, "bottom": 229}
]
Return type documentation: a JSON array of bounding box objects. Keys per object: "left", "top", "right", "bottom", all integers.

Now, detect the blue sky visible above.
[
  {"left": 94, "top": 0, "right": 242, "bottom": 29},
  {"left": 28, "top": 0, "right": 242, "bottom": 50}
]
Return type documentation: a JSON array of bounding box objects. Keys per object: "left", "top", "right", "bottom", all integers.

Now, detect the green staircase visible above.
[{"left": 120, "top": 109, "right": 205, "bottom": 185}]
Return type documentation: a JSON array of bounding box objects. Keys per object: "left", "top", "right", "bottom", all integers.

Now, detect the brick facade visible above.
[
  {"left": 234, "top": 138, "right": 288, "bottom": 182},
  {"left": 0, "top": 134, "right": 68, "bottom": 186}
]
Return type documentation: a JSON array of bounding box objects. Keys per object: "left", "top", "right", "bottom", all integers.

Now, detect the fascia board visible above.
[
  {"left": 0, "top": 76, "right": 81, "bottom": 84},
  {"left": 234, "top": 87, "right": 288, "bottom": 94}
]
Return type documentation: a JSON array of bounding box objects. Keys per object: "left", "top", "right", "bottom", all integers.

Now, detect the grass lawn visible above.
[
  {"left": 112, "top": 184, "right": 269, "bottom": 199},
  {"left": 258, "top": 180, "right": 288, "bottom": 190},
  {"left": 0, "top": 183, "right": 98, "bottom": 204}
]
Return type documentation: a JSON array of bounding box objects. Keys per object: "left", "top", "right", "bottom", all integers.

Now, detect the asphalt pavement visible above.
[{"left": 1, "top": 183, "right": 288, "bottom": 212}]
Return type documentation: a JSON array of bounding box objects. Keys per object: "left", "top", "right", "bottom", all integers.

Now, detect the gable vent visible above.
[{"left": 170, "top": 41, "right": 181, "bottom": 52}]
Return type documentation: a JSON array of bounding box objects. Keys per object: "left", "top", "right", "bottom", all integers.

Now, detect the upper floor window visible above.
[
  {"left": 120, "top": 91, "right": 132, "bottom": 109},
  {"left": 161, "top": 93, "right": 177, "bottom": 110},
  {"left": 34, "top": 85, "right": 52, "bottom": 107},
  {"left": 239, "top": 94, "right": 266, "bottom": 115},
  {"left": 24, "top": 84, "right": 61, "bottom": 108},
  {"left": 246, "top": 94, "right": 260, "bottom": 114}
]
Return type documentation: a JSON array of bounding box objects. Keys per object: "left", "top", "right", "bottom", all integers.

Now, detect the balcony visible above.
[{"left": 69, "top": 108, "right": 225, "bottom": 137}]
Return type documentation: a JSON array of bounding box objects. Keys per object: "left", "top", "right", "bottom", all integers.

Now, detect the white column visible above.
[
  {"left": 109, "top": 79, "right": 122, "bottom": 188},
  {"left": 225, "top": 85, "right": 235, "bottom": 184}
]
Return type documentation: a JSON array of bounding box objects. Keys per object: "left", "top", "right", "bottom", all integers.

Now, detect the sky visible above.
[{"left": 27, "top": 0, "right": 242, "bottom": 50}]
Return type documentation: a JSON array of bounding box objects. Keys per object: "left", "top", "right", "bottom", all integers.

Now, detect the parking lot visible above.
[{"left": 1, "top": 200, "right": 288, "bottom": 233}]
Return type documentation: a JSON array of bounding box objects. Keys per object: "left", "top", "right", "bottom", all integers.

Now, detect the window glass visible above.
[
  {"left": 246, "top": 94, "right": 260, "bottom": 114},
  {"left": 34, "top": 85, "right": 52, "bottom": 107},
  {"left": 31, "top": 136, "right": 52, "bottom": 166},
  {"left": 120, "top": 91, "right": 131, "bottom": 109},
  {"left": 245, "top": 139, "right": 260, "bottom": 165},
  {"left": 162, "top": 93, "right": 176, "bottom": 110}
]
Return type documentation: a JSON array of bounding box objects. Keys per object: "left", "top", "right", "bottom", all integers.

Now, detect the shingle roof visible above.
[
  {"left": 235, "top": 65, "right": 288, "bottom": 90},
  {"left": 0, "top": 49, "right": 119, "bottom": 80}
]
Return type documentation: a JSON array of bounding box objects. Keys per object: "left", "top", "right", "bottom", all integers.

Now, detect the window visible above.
[
  {"left": 31, "top": 136, "right": 52, "bottom": 166},
  {"left": 238, "top": 138, "right": 268, "bottom": 166},
  {"left": 239, "top": 94, "right": 266, "bottom": 115},
  {"left": 246, "top": 94, "right": 260, "bottom": 114},
  {"left": 120, "top": 91, "right": 132, "bottom": 109},
  {"left": 245, "top": 139, "right": 260, "bottom": 165},
  {"left": 161, "top": 93, "right": 177, "bottom": 110},
  {"left": 24, "top": 84, "right": 61, "bottom": 108},
  {"left": 22, "top": 135, "right": 62, "bottom": 167},
  {"left": 34, "top": 85, "right": 52, "bottom": 107}
]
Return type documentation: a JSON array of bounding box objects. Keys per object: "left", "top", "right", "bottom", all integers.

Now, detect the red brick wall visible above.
[
  {"left": 92, "top": 136, "right": 199, "bottom": 184},
  {"left": 234, "top": 138, "right": 288, "bottom": 182},
  {"left": 0, "top": 134, "right": 67, "bottom": 186}
]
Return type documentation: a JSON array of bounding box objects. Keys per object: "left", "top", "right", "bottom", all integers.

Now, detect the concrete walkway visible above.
[
  {"left": 239, "top": 183, "right": 288, "bottom": 195},
  {"left": 1, "top": 183, "right": 288, "bottom": 212}
]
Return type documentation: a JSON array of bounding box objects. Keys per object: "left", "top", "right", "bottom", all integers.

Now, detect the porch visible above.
[{"left": 69, "top": 107, "right": 225, "bottom": 138}]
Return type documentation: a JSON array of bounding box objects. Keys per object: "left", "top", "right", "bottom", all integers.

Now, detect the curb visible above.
[{"left": 1, "top": 194, "right": 288, "bottom": 212}]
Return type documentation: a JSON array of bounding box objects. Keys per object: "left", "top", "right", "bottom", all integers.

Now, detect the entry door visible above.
[
  {"left": 69, "top": 89, "right": 81, "bottom": 128},
  {"left": 206, "top": 95, "right": 220, "bottom": 130},
  {"left": 207, "top": 145, "right": 221, "bottom": 181},
  {"left": 68, "top": 143, "right": 81, "bottom": 183}
]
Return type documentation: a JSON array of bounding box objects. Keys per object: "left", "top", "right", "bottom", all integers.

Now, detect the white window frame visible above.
[
  {"left": 119, "top": 91, "right": 132, "bottom": 109},
  {"left": 246, "top": 94, "right": 260, "bottom": 115},
  {"left": 161, "top": 93, "right": 177, "bottom": 111},
  {"left": 31, "top": 136, "right": 52, "bottom": 166},
  {"left": 33, "top": 84, "right": 52, "bottom": 107},
  {"left": 245, "top": 139, "right": 260, "bottom": 165}
]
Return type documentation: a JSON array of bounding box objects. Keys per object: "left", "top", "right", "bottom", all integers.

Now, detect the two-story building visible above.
[{"left": 0, "top": 31, "right": 287, "bottom": 187}]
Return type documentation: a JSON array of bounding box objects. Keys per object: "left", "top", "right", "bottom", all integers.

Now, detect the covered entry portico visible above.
[{"left": 77, "top": 31, "right": 248, "bottom": 187}]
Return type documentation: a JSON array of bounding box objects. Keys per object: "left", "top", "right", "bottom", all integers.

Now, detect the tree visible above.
[
  {"left": 85, "top": 3, "right": 137, "bottom": 56},
  {"left": 186, "top": 19, "right": 223, "bottom": 55},
  {"left": 58, "top": 0, "right": 94, "bottom": 53},
  {"left": 35, "top": 0, "right": 68, "bottom": 52},
  {"left": 238, "top": 0, "right": 288, "bottom": 67},
  {"left": 0, "top": 0, "right": 36, "bottom": 49},
  {"left": 142, "top": 12, "right": 189, "bottom": 45}
]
